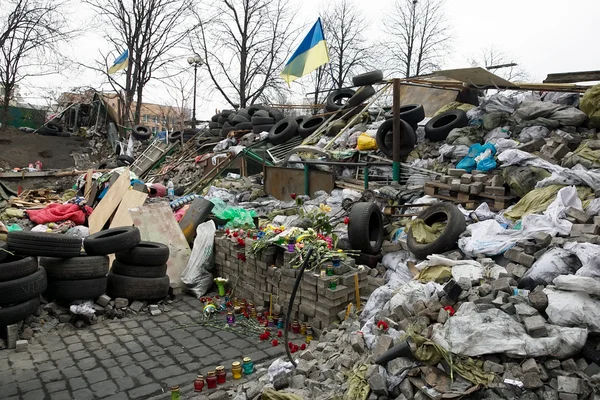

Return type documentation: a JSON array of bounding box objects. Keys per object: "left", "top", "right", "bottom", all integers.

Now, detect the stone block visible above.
[
  {"left": 114, "top": 298, "right": 129, "bottom": 309},
  {"left": 583, "top": 224, "right": 600, "bottom": 235},
  {"left": 501, "top": 303, "right": 516, "bottom": 315},
  {"left": 368, "top": 373, "right": 388, "bottom": 396},
  {"left": 478, "top": 283, "right": 492, "bottom": 297},
  {"left": 96, "top": 294, "right": 111, "bottom": 307},
  {"left": 522, "top": 372, "right": 544, "bottom": 389},
  {"left": 565, "top": 207, "right": 591, "bottom": 223},
  {"left": 470, "top": 182, "right": 484, "bottom": 194},
  {"left": 504, "top": 246, "right": 523, "bottom": 263},
  {"left": 518, "top": 253, "right": 536, "bottom": 267},
  {"left": 522, "top": 358, "right": 538, "bottom": 374},
  {"left": 459, "top": 184, "right": 470, "bottom": 193},
  {"left": 448, "top": 168, "right": 467, "bottom": 177},
  {"left": 349, "top": 333, "right": 365, "bottom": 354},
  {"left": 443, "top": 279, "right": 462, "bottom": 301},
  {"left": 486, "top": 186, "right": 506, "bottom": 196},
  {"left": 129, "top": 301, "right": 144, "bottom": 313},
  {"left": 524, "top": 315, "right": 548, "bottom": 338},
  {"left": 483, "top": 360, "right": 504, "bottom": 374},
  {"left": 450, "top": 179, "right": 461, "bottom": 192},
  {"left": 570, "top": 224, "right": 585, "bottom": 237},
  {"left": 150, "top": 309, "right": 162, "bottom": 316},
  {"left": 584, "top": 362, "right": 600, "bottom": 377},
  {"left": 15, "top": 340, "right": 28, "bottom": 352},
  {"left": 373, "top": 335, "right": 394, "bottom": 360},
  {"left": 506, "top": 263, "right": 528, "bottom": 279},
  {"left": 561, "top": 358, "right": 579, "bottom": 373},
  {"left": 528, "top": 290, "right": 548, "bottom": 312},
  {"left": 492, "top": 277, "right": 512, "bottom": 294},
  {"left": 545, "top": 359, "right": 561, "bottom": 370},
  {"left": 7, "top": 324, "right": 18, "bottom": 349},
  {"left": 552, "top": 144, "right": 570, "bottom": 159},
  {"left": 557, "top": 376, "right": 582, "bottom": 394}
]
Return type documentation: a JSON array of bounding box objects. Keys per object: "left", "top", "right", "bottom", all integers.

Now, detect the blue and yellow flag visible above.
[
  {"left": 108, "top": 49, "right": 129, "bottom": 74},
  {"left": 280, "top": 18, "right": 329, "bottom": 85}
]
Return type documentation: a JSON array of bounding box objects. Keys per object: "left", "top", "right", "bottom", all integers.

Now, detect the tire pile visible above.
[
  {"left": 208, "top": 105, "right": 285, "bottom": 139},
  {"left": 347, "top": 202, "right": 385, "bottom": 268}
]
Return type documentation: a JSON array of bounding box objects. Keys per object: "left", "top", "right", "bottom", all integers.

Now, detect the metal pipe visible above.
[
  {"left": 303, "top": 164, "right": 310, "bottom": 195},
  {"left": 363, "top": 165, "right": 369, "bottom": 190},
  {"left": 392, "top": 79, "right": 401, "bottom": 183},
  {"left": 192, "top": 64, "right": 198, "bottom": 128}
]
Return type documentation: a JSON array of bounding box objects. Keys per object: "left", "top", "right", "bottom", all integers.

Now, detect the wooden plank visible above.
[
  {"left": 399, "top": 84, "right": 459, "bottom": 117},
  {"left": 109, "top": 189, "right": 148, "bottom": 229},
  {"left": 433, "top": 67, "right": 515, "bottom": 87},
  {"left": 84, "top": 169, "right": 93, "bottom": 203},
  {"left": 88, "top": 169, "right": 131, "bottom": 234},
  {"left": 544, "top": 70, "right": 600, "bottom": 84},
  {"left": 264, "top": 166, "right": 335, "bottom": 200},
  {"left": 129, "top": 203, "right": 191, "bottom": 288}
]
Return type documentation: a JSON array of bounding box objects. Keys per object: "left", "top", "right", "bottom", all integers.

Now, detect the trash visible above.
[
  {"left": 445, "top": 126, "right": 484, "bottom": 146},
  {"left": 580, "top": 84, "right": 600, "bottom": 128},
  {"left": 356, "top": 133, "right": 378, "bottom": 150},
  {"left": 69, "top": 301, "right": 95, "bottom": 318},
  {"left": 25, "top": 203, "right": 93, "bottom": 225},
  {"left": 407, "top": 219, "right": 445, "bottom": 244},
  {"left": 519, "top": 248, "right": 582, "bottom": 289},
  {"left": 563, "top": 242, "right": 600, "bottom": 279},
  {"left": 502, "top": 166, "right": 552, "bottom": 198},
  {"left": 545, "top": 286, "right": 600, "bottom": 333},
  {"left": 180, "top": 220, "right": 216, "bottom": 297}
]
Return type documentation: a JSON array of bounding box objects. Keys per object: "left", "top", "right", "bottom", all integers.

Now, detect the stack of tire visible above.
[
  {"left": 167, "top": 129, "right": 206, "bottom": 144},
  {"left": 208, "top": 105, "right": 285, "bottom": 139},
  {"left": 108, "top": 241, "right": 171, "bottom": 301},
  {"left": 347, "top": 202, "right": 385, "bottom": 268},
  {"left": 377, "top": 104, "right": 425, "bottom": 158}
]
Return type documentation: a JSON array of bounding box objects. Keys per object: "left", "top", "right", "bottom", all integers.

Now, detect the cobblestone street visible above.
[{"left": 0, "top": 295, "right": 285, "bottom": 400}]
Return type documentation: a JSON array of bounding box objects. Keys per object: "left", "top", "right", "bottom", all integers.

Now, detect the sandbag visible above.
[
  {"left": 434, "top": 101, "right": 475, "bottom": 116},
  {"left": 446, "top": 126, "right": 484, "bottom": 146},
  {"left": 517, "top": 126, "right": 550, "bottom": 143},
  {"left": 483, "top": 112, "right": 513, "bottom": 131},
  {"left": 502, "top": 166, "right": 552, "bottom": 198},
  {"left": 181, "top": 221, "right": 216, "bottom": 297},
  {"left": 519, "top": 247, "right": 582, "bottom": 290},
  {"left": 513, "top": 101, "right": 563, "bottom": 123},
  {"left": 543, "top": 92, "right": 580, "bottom": 107},
  {"left": 580, "top": 84, "right": 600, "bottom": 128},
  {"left": 545, "top": 287, "right": 600, "bottom": 333},
  {"left": 563, "top": 242, "right": 600, "bottom": 279},
  {"left": 431, "top": 302, "right": 587, "bottom": 359},
  {"left": 480, "top": 94, "right": 520, "bottom": 114},
  {"left": 356, "top": 133, "right": 378, "bottom": 150}
]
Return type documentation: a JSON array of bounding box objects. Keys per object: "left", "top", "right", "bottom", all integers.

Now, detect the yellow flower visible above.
[{"left": 319, "top": 204, "right": 332, "bottom": 213}]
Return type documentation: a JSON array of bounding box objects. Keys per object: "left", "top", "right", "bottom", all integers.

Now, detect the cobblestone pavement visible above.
[{"left": 0, "top": 295, "right": 286, "bottom": 400}]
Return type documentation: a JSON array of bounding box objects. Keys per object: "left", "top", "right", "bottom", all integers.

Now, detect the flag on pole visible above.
[
  {"left": 108, "top": 49, "right": 129, "bottom": 74},
  {"left": 280, "top": 18, "right": 329, "bottom": 85}
]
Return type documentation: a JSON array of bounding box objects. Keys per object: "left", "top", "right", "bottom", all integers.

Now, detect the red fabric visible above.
[{"left": 26, "top": 203, "right": 93, "bottom": 225}]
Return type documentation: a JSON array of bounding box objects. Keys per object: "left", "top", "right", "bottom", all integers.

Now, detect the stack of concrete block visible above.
[
  {"left": 503, "top": 232, "right": 552, "bottom": 276},
  {"left": 213, "top": 234, "right": 369, "bottom": 331},
  {"left": 539, "top": 131, "right": 582, "bottom": 164},
  {"left": 436, "top": 169, "right": 508, "bottom": 197}
]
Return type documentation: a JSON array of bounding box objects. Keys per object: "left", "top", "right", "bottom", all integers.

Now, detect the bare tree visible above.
[
  {"left": 162, "top": 73, "right": 194, "bottom": 130},
  {"left": 84, "top": 0, "right": 196, "bottom": 127},
  {"left": 0, "top": 0, "right": 71, "bottom": 128},
  {"left": 382, "top": 0, "right": 450, "bottom": 78},
  {"left": 468, "top": 46, "right": 529, "bottom": 82},
  {"left": 192, "top": 0, "right": 296, "bottom": 109}
]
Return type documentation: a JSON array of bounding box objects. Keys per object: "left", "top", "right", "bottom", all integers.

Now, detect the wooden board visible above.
[
  {"left": 433, "top": 67, "right": 515, "bottom": 87},
  {"left": 399, "top": 84, "right": 459, "bottom": 117},
  {"left": 88, "top": 169, "right": 131, "bottom": 234},
  {"left": 129, "top": 203, "right": 191, "bottom": 288},
  {"left": 544, "top": 70, "right": 600, "bottom": 84},
  {"left": 109, "top": 189, "right": 148, "bottom": 229},
  {"left": 84, "top": 169, "right": 93, "bottom": 203},
  {"left": 264, "top": 166, "right": 335, "bottom": 200}
]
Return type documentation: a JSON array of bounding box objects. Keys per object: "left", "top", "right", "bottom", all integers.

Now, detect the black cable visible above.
[{"left": 284, "top": 247, "right": 314, "bottom": 367}]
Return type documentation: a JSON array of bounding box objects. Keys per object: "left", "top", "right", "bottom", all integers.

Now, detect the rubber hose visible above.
[{"left": 284, "top": 247, "right": 314, "bottom": 367}]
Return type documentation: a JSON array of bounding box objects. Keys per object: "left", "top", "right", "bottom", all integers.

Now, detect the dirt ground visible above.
[{"left": 0, "top": 126, "right": 89, "bottom": 170}]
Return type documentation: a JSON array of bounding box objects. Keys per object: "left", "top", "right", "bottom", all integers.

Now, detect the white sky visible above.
[{"left": 18, "top": 0, "right": 600, "bottom": 120}]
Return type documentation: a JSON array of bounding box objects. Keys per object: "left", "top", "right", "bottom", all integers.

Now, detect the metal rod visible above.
[
  {"left": 304, "top": 164, "right": 310, "bottom": 195},
  {"left": 192, "top": 64, "right": 198, "bottom": 127},
  {"left": 392, "top": 79, "right": 401, "bottom": 183},
  {"left": 363, "top": 165, "right": 369, "bottom": 190}
]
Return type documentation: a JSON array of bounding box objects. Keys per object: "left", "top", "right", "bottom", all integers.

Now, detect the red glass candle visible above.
[{"left": 206, "top": 371, "right": 217, "bottom": 389}]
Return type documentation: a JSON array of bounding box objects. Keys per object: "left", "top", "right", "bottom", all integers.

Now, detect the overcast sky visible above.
[{"left": 18, "top": 0, "right": 600, "bottom": 120}]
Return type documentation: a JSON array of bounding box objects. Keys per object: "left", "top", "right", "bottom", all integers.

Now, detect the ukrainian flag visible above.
[
  {"left": 108, "top": 49, "right": 129, "bottom": 74},
  {"left": 280, "top": 18, "right": 329, "bottom": 85}
]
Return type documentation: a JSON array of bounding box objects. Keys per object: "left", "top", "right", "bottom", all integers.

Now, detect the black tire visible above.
[
  {"left": 425, "top": 110, "right": 468, "bottom": 142},
  {"left": 235, "top": 122, "right": 253, "bottom": 131},
  {"left": 0, "top": 296, "right": 41, "bottom": 326},
  {"left": 211, "top": 115, "right": 219, "bottom": 122},
  {"left": 248, "top": 105, "right": 268, "bottom": 116},
  {"left": 0, "top": 267, "right": 47, "bottom": 306},
  {"left": 298, "top": 116, "right": 325, "bottom": 138},
  {"left": 217, "top": 116, "right": 227, "bottom": 124},
  {"left": 347, "top": 85, "right": 376, "bottom": 107},
  {"left": 112, "top": 260, "right": 167, "bottom": 279},
  {"left": 210, "top": 129, "right": 222, "bottom": 137},
  {"left": 269, "top": 109, "right": 285, "bottom": 122},
  {"left": 407, "top": 203, "right": 466, "bottom": 259},
  {"left": 208, "top": 121, "right": 222, "bottom": 129},
  {"left": 221, "top": 109, "right": 235, "bottom": 117},
  {"left": 237, "top": 111, "right": 251, "bottom": 120},
  {"left": 0, "top": 240, "right": 6, "bottom": 263},
  {"left": 253, "top": 124, "right": 274, "bottom": 134},
  {"left": 268, "top": 117, "right": 298, "bottom": 145},
  {"left": 376, "top": 119, "right": 416, "bottom": 158},
  {"left": 169, "top": 131, "right": 182, "bottom": 142},
  {"left": 39, "top": 255, "right": 109, "bottom": 280},
  {"left": 385, "top": 104, "right": 425, "bottom": 126},
  {"left": 253, "top": 110, "right": 270, "bottom": 118},
  {"left": 348, "top": 203, "right": 384, "bottom": 255},
  {"left": 83, "top": 227, "right": 141, "bottom": 256},
  {"left": 116, "top": 241, "right": 169, "bottom": 266},
  {"left": 8, "top": 231, "right": 82, "bottom": 257},
  {"left": 221, "top": 122, "right": 234, "bottom": 138},
  {"left": 47, "top": 122, "right": 63, "bottom": 133},
  {"left": 107, "top": 272, "right": 170, "bottom": 301},
  {"left": 0, "top": 256, "right": 38, "bottom": 282},
  {"left": 251, "top": 116, "right": 276, "bottom": 125},
  {"left": 132, "top": 125, "right": 151, "bottom": 141},
  {"left": 295, "top": 115, "right": 310, "bottom": 129},
  {"left": 352, "top": 70, "right": 384, "bottom": 86},
  {"left": 117, "top": 155, "right": 135, "bottom": 167},
  {"left": 232, "top": 114, "right": 249, "bottom": 124},
  {"left": 325, "top": 89, "right": 356, "bottom": 112},
  {"left": 44, "top": 277, "right": 107, "bottom": 301}
]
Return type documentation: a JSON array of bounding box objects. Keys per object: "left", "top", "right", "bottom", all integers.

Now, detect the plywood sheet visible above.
[
  {"left": 88, "top": 169, "right": 131, "bottom": 233},
  {"left": 433, "top": 67, "right": 515, "bottom": 87},
  {"left": 264, "top": 166, "right": 335, "bottom": 200},
  {"left": 109, "top": 189, "right": 148, "bottom": 229},
  {"left": 399, "top": 85, "right": 459, "bottom": 117},
  {"left": 129, "top": 203, "right": 191, "bottom": 288}
]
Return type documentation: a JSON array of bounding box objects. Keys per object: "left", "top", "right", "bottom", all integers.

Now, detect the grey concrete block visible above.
[
  {"left": 16, "top": 340, "right": 28, "bottom": 352},
  {"left": 518, "top": 253, "right": 536, "bottom": 267},
  {"left": 96, "top": 294, "right": 111, "bottom": 307},
  {"left": 524, "top": 315, "right": 548, "bottom": 338},
  {"left": 565, "top": 207, "right": 591, "bottom": 223},
  {"left": 557, "top": 376, "right": 582, "bottom": 394}
]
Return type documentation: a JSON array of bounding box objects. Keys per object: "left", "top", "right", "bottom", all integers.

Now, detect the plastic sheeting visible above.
[
  {"left": 381, "top": 251, "right": 415, "bottom": 289},
  {"left": 181, "top": 221, "right": 216, "bottom": 297},
  {"left": 517, "top": 126, "right": 550, "bottom": 143},
  {"left": 545, "top": 286, "right": 600, "bottom": 333},
  {"left": 519, "top": 248, "right": 582, "bottom": 289},
  {"left": 382, "top": 281, "right": 439, "bottom": 317},
  {"left": 554, "top": 275, "right": 600, "bottom": 297},
  {"left": 480, "top": 94, "right": 520, "bottom": 114},
  {"left": 563, "top": 242, "right": 600, "bottom": 279},
  {"left": 431, "top": 302, "right": 588, "bottom": 359}
]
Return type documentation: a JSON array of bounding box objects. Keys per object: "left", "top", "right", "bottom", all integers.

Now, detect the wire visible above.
[{"left": 284, "top": 247, "right": 314, "bottom": 367}]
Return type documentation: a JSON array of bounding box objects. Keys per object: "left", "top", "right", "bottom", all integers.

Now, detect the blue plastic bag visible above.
[
  {"left": 477, "top": 157, "right": 497, "bottom": 172},
  {"left": 457, "top": 156, "right": 477, "bottom": 172}
]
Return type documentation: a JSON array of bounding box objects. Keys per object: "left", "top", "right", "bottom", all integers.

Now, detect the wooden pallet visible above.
[{"left": 424, "top": 181, "right": 513, "bottom": 210}]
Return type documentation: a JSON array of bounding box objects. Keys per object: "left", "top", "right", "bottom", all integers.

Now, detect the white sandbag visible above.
[
  {"left": 553, "top": 275, "right": 600, "bottom": 297},
  {"left": 458, "top": 219, "right": 522, "bottom": 257},
  {"left": 360, "top": 286, "right": 394, "bottom": 323},
  {"left": 545, "top": 287, "right": 600, "bottom": 333},
  {"left": 520, "top": 248, "right": 582, "bottom": 289},
  {"left": 563, "top": 242, "right": 600, "bottom": 279},
  {"left": 381, "top": 251, "right": 415, "bottom": 289},
  {"left": 382, "top": 281, "right": 438, "bottom": 316},
  {"left": 431, "top": 302, "right": 588, "bottom": 359},
  {"left": 181, "top": 220, "right": 216, "bottom": 297}
]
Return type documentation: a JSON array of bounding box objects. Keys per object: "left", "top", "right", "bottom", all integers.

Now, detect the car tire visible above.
[
  {"left": 44, "top": 277, "right": 107, "bottom": 301},
  {"left": 425, "top": 110, "right": 469, "bottom": 142},
  {"left": 115, "top": 241, "right": 169, "bottom": 266},
  {"left": 253, "top": 124, "right": 274, "bottom": 134},
  {"left": 251, "top": 116, "right": 275, "bottom": 125},
  {"left": 39, "top": 255, "right": 109, "bottom": 280},
  {"left": 211, "top": 115, "right": 219, "bottom": 122},
  {"left": 0, "top": 256, "right": 38, "bottom": 282},
  {"left": 298, "top": 115, "right": 325, "bottom": 139},
  {"left": 117, "top": 155, "right": 135, "bottom": 167},
  {"left": 269, "top": 108, "right": 285, "bottom": 122},
  {"left": 83, "top": 227, "right": 141, "bottom": 256},
  {"left": 232, "top": 114, "right": 249, "bottom": 124},
  {"left": 347, "top": 85, "right": 376, "bottom": 107},
  {"left": 0, "top": 240, "right": 7, "bottom": 263},
  {"left": 235, "top": 122, "right": 253, "bottom": 131},
  {"left": 208, "top": 121, "right": 221, "bottom": 129},
  {"left": 348, "top": 202, "right": 384, "bottom": 255},
  {"left": 406, "top": 203, "right": 466, "bottom": 259},
  {"left": 107, "top": 272, "right": 170, "bottom": 301},
  {"left": 221, "top": 109, "right": 235, "bottom": 117},
  {"left": 268, "top": 117, "right": 298, "bottom": 145},
  {"left": 325, "top": 89, "right": 356, "bottom": 112},
  {"left": 252, "top": 110, "right": 270, "bottom": 118},
  {"left": 0, "top": 297, "right": 41, "bottom": 326},
  {"left": 375, "top": 119, "right": 416, "bottom": 158},
  {"left": 8, "top": 231, "right": 82, "bottom": 257},
  {"left": 112, "top": 260, "right": 167, "bottom": 279},
  {"left": 132, "top": 125, "right": 151, "bottom": 141},
  {"left": 0, "top": 267, "right": 47, "bottom": 306},
  {"left": 221, "top": 122, "right": 234, "bottom": 138},
  {"left": 352, "top": 70, "right": 384, "bottom": 86}
]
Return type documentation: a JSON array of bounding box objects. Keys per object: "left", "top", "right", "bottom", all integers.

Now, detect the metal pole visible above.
[
  {"left": 363, "top": 165, "right": 369, "bottom": 190},
  {"left": 192, "top": 64, "right": 198, "bottom": 128},
  {"left": 392, "top": 79, "right": 401, "bottom": 183},
  {"left": 303, "top": 164, "right": 310, "bottom": 195}
]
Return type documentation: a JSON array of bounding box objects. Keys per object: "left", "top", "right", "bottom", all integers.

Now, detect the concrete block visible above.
[
  {"left": 570, "top": 224, "right": 585, "bottom": 237},
  {"left": 504, "top": 246, "right": 523, "bottom": 263},
  {"left": 552, "top": 144, "right": 570, "bottom": 159},
  {"left": 565, "top": 207, "right": 591, "bottom": 223},
  {"left": 557, "top": 376, "right": 582, "bottom": 394},
  {"left": 470, "top": 182, "right": 484, "bottom": 194},
  {"left": 459, "top": 184, "right": 470, "bottom": 193},
  {"left": 96, "top": 294, "right": 111, "bottom": 307},
  {"left": 450, "top": 179, "right": 461, "bottom": 192},
  {"left": 460, "top": 174, "right": 473, "bottom": 184},
  {"left": 7, "top": 324, "right": 18, "bottom": 349},
  {"left": 492, "top": 277, "right": 511, "bottom": 294},
  {"left": 518, "top": 253, "right": 536, "bottom": 267},
  {"left": 448, "top": 168, "right": 467, "bottom": 177},
  {"left": 485, "top": 186, "right": 506, "bottom": 196},
  {"left": 583, "top": 224, "right": 600, "bottom": 235},
  {"left": 506, "top": 263, "right": 528, "bottom": 278},
  {"left": 524, "top": 315, "right": 548, "bottom": 338},
  {"left": 15, "top": 340, "right": 28, "bottom": 352}
]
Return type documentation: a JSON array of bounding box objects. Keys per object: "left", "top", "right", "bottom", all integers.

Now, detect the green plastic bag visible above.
[
  {"left": 210, "top": 197, "right": 256, "bottom": 229},
  {"left": 579, "top": 84, "right": 600, "bottom": 128}
]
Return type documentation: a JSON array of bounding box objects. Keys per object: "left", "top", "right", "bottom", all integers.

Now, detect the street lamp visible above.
[{"left": 187, "top": 54, "right": 204, "bottom": 128}]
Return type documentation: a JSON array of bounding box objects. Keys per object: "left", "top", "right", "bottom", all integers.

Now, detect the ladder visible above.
[{"left": 130, "top": 138, "right": 175, "bottom": 178}]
